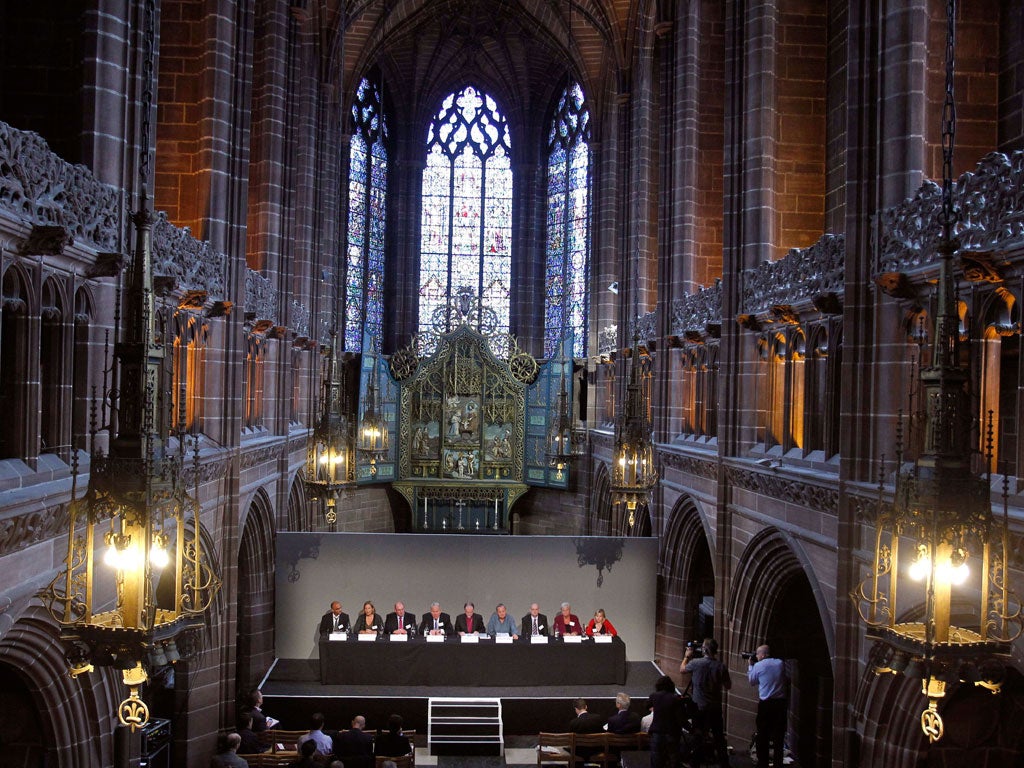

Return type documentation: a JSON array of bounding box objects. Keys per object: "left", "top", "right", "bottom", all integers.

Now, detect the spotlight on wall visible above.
[{"left": 607, "top": 281, "right": 619, "bottom": 294}]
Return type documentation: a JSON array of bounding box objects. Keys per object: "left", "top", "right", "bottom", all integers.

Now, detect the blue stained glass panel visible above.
[
  {"left": 544, "top": 83, "right": 590, "bottom": 358},
  {"left": 345, "top": 77, "right": 387, "bottom": 352},
  {"left": 418, "top": 86, "right": 512, "bottom": 349}
]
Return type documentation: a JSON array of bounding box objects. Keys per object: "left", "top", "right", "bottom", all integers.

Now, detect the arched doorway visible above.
[
  {"left": 236, "top": 488, "right": 276, "bottom": 696},
  {"left": 658, "top": 496, "right": 715, "bottom": 678},
  {"left": 731, "top": 528, "right": 834, "bottom": 768}
]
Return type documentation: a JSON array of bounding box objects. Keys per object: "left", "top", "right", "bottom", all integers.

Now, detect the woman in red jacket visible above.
[{"left": 585, "top": 608, "right": 617, "bottom": 636}]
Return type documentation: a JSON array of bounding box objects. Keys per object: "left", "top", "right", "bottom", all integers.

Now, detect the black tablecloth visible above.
[{"left": 318, "top": 637, "right": 627, "bottom": 686}]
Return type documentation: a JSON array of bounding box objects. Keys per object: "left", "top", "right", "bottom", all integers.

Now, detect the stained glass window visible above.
[
  {"left": 345, "top": 77, "right": 387, "bottom": 352},
  {"left": 544, "top": 82, "right": 590, "bottom": 358},
  {"left": 418, "top": 86, "right": 512, "bottom": 348}
]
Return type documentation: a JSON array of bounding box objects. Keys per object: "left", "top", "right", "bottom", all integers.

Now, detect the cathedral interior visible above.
[{"left": 1, "top": 0, "right": 1023, "bottom": 766}]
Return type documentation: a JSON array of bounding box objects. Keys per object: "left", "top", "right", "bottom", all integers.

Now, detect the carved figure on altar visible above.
[
  {"left": 488, "top": 428, "right": 511, "bottom": 460},
  {"left": 413, "top": 426, "right": 430, "bottom": 456},
  {"left": 460, "top": 400, "right": 479, "bottom": 440}
]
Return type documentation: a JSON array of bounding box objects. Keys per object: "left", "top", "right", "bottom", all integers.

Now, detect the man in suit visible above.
[
  {"left": 418, "top": 601, "right": 454, "bottom": 636},
  {"left": 332, "top": 715, "right": 374, "bottom": 768},
  {"left": 454, "top": 601, "right": 486, "bottom": 634},
  {"left": 568, "top": 698, "right": 606, "bottom": 761},
  {"left": 605, "top": 692, "right": 642, "bottom": 734},
  {"left": 319, "top": 601, "right": 351, "bottom": 635},
  {"left": 520, "top": 602, "right": 549, "bottom": 637},
  {"left": 383, "top": 601, "right": 417, "bottom": 635}
]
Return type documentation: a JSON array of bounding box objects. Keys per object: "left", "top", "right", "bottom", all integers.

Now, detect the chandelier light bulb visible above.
[
  {"left": 149, "top": 543, "right": 170, "bottom": 569},
  {"left": 103, "top": 544, "right": 120, "bottom": 568},
  {"left": 909, "top": 551, "right": 931, "bottom": 582}
]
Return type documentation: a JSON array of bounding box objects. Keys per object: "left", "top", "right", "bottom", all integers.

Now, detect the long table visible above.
[{"left": 318, "top": 637, "right": 627, "bottom": 686}]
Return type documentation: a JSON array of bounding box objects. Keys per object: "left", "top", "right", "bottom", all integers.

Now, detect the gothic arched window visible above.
[
  {"left": 418, "top": 86, "right": 512, "bottom": 347},
  {"left": 345, "top": 77, "right": 387, "bottom": 351},
  {"left": 544, "top": 82, "right": 590, "bottom": 358}
]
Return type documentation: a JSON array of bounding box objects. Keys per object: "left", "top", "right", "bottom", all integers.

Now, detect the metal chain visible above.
[
  {"left": 938, "top": 0, "right": 957, "bottom": 239},
  {"left": 139, "top": 0, "right": 157, "bottom": 191}
]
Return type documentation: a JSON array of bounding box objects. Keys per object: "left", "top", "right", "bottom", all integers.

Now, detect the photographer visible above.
[
  {"left": 747, "top": 644, "right": 788, "bottom": 768},
  {"left": 679, "top": 638, "right": 731, "bottom": 768}
]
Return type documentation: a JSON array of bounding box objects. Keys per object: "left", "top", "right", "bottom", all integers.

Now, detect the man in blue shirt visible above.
[
  {"left": 747, "top": 644, "right": 788, "bottom": 768},
  {"left": 486, "top": 603, "right": 519, "bottom": 638}
]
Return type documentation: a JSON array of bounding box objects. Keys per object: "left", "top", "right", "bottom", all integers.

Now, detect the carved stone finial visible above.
[
  {"left": 87, "top": 252, "right": 126, "bottom": 278},
  {"left": 736, "top": 314, "right": 763, "bottom": 332},
  {"left": 874, "top": 272, "right": 916, "bottom": 300}
]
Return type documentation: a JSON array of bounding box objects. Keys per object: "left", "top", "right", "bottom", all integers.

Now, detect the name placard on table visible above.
[
  {"left": 530, "top": 635, "right": 549, "bottom": 644},
  {"left": 357, "top": 633, "right": 377, "bottom": 642},
  {"left": 426, "top": 633, "right": 445, "bottom": 643},
  {"left": 593, "top": 635, "right": 613, "bottom": 643},
  {"left": 494, "top": 634, "right": 514, "bottom": 644},
  {"left": 563, "top": 635, "right": 584, "bottom": 643},
  {"left": 328, "top": 632, "right": 348, "bottom": 642},
  {"left": 390, "top": 633, "right": 408, "bottom": 642},
  {"left": 460, "top": 634, "right": 480, "bottom": 643}
]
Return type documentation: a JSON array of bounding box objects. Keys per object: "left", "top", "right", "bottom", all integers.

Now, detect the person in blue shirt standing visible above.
[{"left": 747, "top": 644, "right": 789, "bottom": 768}]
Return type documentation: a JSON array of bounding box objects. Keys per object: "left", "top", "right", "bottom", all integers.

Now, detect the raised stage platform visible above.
[{"left": 260, "top": 657, "right": 664, "bottom": 736}]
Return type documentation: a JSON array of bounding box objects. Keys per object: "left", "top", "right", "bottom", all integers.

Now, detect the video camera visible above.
[
  {"left": 740, "top": 650, "right": 756, "bottom": 661},
  {"left": 686, "top": 641, "right": 704, "bottom": 658}
]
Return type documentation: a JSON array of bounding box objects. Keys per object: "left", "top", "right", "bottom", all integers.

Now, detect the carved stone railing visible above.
[
  {"left": 671, "top": 280, "right": 723, "bottom": 336},
  {"left": 876, "top": 151, "right": 1024, "bottom": 273},
  {"left": 597, "top": 324, "right": 618, "bottom": 355},
  {"left": 152, "top": 212, "right": 227, "bottom": 298},
  {"left": 290, "top": 299, "right": 311, "bottom": 340},
  {"left": 633, "top": 311, "right": 658, "bottom": 345},
  {"left": 741, "top": 233, "right": 845, "bottom": 315},
  {"left": 0, "top": 121, "right": 120, "bottom": 250},
  {"left": 245, "top": 268, "right": 278, "bottom": 326}
]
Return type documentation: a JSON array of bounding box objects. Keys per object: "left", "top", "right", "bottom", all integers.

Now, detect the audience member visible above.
[
  {"left": 680, "top": 638, "right": 731, "bottom": 768},
  {"left": 640, "top": 709, "right": 653, "bottom": 734},
  {"left": 647, "top": 675, "right": 685, "bottom": 768},
  {"left": 236, "top": 709, "right": 266, "bottom": 754},
  {"left": 297, "top": 712, "right": 333, "bottom": 755},
  {"left": 748, "top": 644, "right": 788, "bottom": 768},
  {"left": 521, "top": 603, "right": 548, "bottom": 637},
  {"left": 553, "top": 602, "right": 581, "bottom": 636},
  {"left": 605, "top": 692, "right": 642, "bottom": 734},
  {"left": 287, "top": 739, "right": 320, "bottom": 768},
  {"left": 567, "top": 698, "right": 605, "bottom": 761},
  {"left": 243, "top": 688, "right": 277, "bottom": 731},
  {"left": 332, "top": 715, "right": 374, "bottom": 768},
  {"left": 329, "top": 762, "right": 345, "bottom": 768},
  {"left": 319, "top": 601, "right": 351, "bottom": 635},
  {"left": 486, "top": 603, "right": 519, "bottom": 638},
  {"left": 210, "top": 732, "right": 248, "bottom": 767},
  {"left": 375, "top": 714, "right": 412, "bottom": 757}
]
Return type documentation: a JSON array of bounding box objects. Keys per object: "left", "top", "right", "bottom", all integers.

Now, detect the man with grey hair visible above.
[
  {"left": 418, "top": 601, "right": 453, "bottom": 636},
  {"left": 209, "top": 732, "right": 248, "bottom": 767},
  {"left": 553, "top": 601, "right": 581, "bottom": 636},
  {"left": 605, "top": 692, "right": 641, "bottom": 734}
]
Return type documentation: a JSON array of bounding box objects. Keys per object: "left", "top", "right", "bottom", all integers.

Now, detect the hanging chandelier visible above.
[
  {"left": 546, "top": 363, "right": 575, "bottom": 479},
  {"left": 851, "top": 0, "right": 1022, "bottom": 742},
  {"left": 357, "top": 362, "right": 389, "bottom": 473},
  {"left": 304, "top": 330, "right": 355, "bottom": 524},
  {"left": 610, "top": 326, "right": 657, "bottom": 526},
  {"left": 37, "top": 2, "right": 220, "bottom": 729}
]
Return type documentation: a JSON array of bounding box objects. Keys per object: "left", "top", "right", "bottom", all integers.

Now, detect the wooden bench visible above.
[{"left": 536, "top": 732, "right": 650, "bottom": 768}]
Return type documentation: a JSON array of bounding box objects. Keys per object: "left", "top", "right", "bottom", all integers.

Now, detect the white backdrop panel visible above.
[{"left": 275, "top": 533, "right": 657, "bottom": 661}]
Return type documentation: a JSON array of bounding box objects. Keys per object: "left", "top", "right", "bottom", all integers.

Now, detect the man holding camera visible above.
[
  {"left": 747, "top": 644, "right": 788, "bottom": 768},
  {"left": 679, "top": 638, "right": 731, "bottom": 768}
]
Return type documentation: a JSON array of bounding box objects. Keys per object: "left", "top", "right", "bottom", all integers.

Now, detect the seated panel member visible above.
[
  {"left": 553, "top": 601, "right": 582, "bottom": 636},
  {"left": 384, "top": 601, "right": 417, "bottom": 635},
  {"left": 585, "top": 608, "right": 618, "bottom": 636},
  {"left": 521, "top": 603, "right": 549, "bottom": 637},
  {"left": 486, "top": 603, "right": 519, "bottom": 638},
  {"left": 418, "top": 601, "right": 454, "bottom": 636},
  {"left": 454, "top": 602, "right": 486, "bottom": 635},
  {"left": 353, "top": 600, "right": 383, "bottom": 635},
  {"left": 319, "top": 601, "right": 351, "bottom": 636}
]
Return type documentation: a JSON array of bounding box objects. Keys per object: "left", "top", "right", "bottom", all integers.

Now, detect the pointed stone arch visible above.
[
  {"left": 0, "top": 607, "right": 119, "bottom": 768},
  {"left": 589, "top": 461, "right": 612, "bottom": 535},
  {"left": 236, "top": 487, "right": 276, "bottom": 695},
  {"left": 657, "top": 494, "right": 715, "bottom": 674},
  {"left": 730, "top": 527, "right": 835, "bottom": 768}
]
